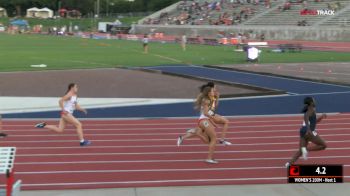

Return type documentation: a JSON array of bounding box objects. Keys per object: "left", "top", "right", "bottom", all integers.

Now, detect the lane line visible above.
[
  {"left": 4, "top": 113, "right": 349, "bottom": 121},
  {"left": 4, "top": 117, "right": 350, "bottom": 126},
  {"left": 15, "top": 165, "right": 328, "bottom": 174},
  {"left": 3, "top": 133, "right": 350, "bottom": 143},
  {"left": 18, "top": 177, "right": 288, "bottom": 187},
  {"left": 14, "top": 176, "right": 350, "bottom": 187},
  {"left": 15, "top": 155, "right": 350, "bottom": 165},
  {"left": 5, "top": 127, "right": 350, "bottom": 137},
  {"left": 3, "top": 122, "right": 350, "bottom": 132},
  {"left": 13, "top": 147, "right": 350, "bottom": 157},
  {"left": 9, "top": 140, "right": 350, "bottom": 150}
]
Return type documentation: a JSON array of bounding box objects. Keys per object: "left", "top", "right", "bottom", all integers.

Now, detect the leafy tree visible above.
[
  {"left": 147, "top": 0, "right": 179, "bottom": 11},
  {"left": 0, "top": 0, "right": 181, "bottom": 16}
]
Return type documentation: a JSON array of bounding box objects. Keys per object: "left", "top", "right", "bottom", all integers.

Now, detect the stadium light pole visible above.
[
  {"left": 96, "top": 0, "right": 100, "bottom": 18},
  {"left": 106, "top": 0, "right": 109, "bottom": 17},
  {"left": 56, "top": 0, "right": 63, "bottom": 18},
  {"left": 57, "top": 0, "right": 61, "bottom": 14}
]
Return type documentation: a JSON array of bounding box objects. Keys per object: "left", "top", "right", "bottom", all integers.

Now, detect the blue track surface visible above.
[
  {"left": 146, "top": 65, "right": 350, "bottom": 94},
  {"left": 4, "top": 92, "right": 350, "bottom": 119},
  {"left": 4, "top": 65, "right": 350, "bottom": 118}
]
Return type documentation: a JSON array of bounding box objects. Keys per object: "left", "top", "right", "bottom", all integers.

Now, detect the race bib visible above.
[{"left": 203, "top": 121, "right": 209, "bottom": 127}]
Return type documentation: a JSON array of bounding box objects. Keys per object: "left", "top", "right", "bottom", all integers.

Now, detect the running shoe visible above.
[
  {"left": 80, "top": 140, "right": 91, "bottom": 146},
  {"left": 0, "top": 133, "right": 7, "bottom": 138},
  {"left": 219, "top": 139, "right": 232, "bottom": 146},
  {"left": 35, "top": 122, "right": 46, "bottom": 128},
  {"left": 205, "top": 159, "right": 219, "bottom": 164},
  {"left": 177, "top": 136, "right": 183, "bottom": 146},
  {"left": 301, "top": 147, "right": 308, "bottom": 160},
  {"left": 285, "top": 162, "right": 290, "bottom": 168}
]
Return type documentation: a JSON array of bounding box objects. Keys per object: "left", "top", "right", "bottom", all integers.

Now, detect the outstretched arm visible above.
[
  {"left": 317, "top": 113, "right": 327, "bottom": 123},
  {"left": 214, "top": 91, "right": 220, "bottom": 107},
  {"left": 76, "top": 104, "right": 87, "bottom": 115}
]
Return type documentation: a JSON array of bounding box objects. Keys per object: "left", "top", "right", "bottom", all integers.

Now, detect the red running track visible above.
[{"left": 0, "top": 114, "right": 350, "bottom": 190}]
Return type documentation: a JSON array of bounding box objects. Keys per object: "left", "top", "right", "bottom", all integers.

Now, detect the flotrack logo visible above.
[{"left": 300, "top": 9, "right": 335, "bottom": 16}]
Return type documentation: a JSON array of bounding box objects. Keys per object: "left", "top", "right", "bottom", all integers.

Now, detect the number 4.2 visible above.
[{"left": 316, "top": 167, "right": 326, "bottom": 175}]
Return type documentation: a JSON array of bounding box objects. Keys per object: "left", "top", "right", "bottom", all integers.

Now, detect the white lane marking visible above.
[
  {"left": 15, "top": 155, "right": 350, "bottom": 165},
  {"left": 4, "top": 127, "right": 350, "bottom": 137},
  {"left": 3, "top": 133, "right": 350, "bottom": 143},
  {"left": 4, "top": 117, "right": 350, "bottom": 126},
  {"left": 10, "top": 140, "right": 350, "bottom": 150},
  {"left": 19, "top": 177, "right": 288, "bottom": 187},
  {"left": 13, "top": 147, "right": 350, "bottom": 157},
  {"left": 3, "top": 122, "right": 350, "bottom": 133}
]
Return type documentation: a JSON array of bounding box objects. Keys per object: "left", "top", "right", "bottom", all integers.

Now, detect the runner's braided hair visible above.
[
  {"left": 66, "top": 83, "right": 76, "bottom": 94},
  {"left": 199, "top": 81, "right": 215, "bottom": 92},
  {"left": 195, "top": 86, "right": 213, "bottom": 111},
  {"left": 302, "top": 96, "right": 314, "bottom": 113}
]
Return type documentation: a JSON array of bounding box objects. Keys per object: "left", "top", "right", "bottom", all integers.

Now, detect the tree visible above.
[
  {"left": 31, "top": 0, "right": 57, "bottom": 9},
  {"left": 147, "top": 0, "right": 179, "bottom": 11},
  {"left": 0, "top": 0, "right": 28, "bottom": 16},
  {"left": 60, "top": 0, "right": 95, "bottom": 15},
  {"left": 0, "top": 0, "right": 181, "bottom": 16},
  {"left": 0, "top": 0, "right": 57, "bottom": 16}
]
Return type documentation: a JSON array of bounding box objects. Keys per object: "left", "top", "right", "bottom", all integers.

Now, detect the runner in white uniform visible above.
[
  {"left": 64, "top": 95, "right": 77, "bottom": 114},
  {"left": 177, "top": 82, "right": 231, "bottom": 147},
  {"left": 197, "top": 86, "right": 218, "bottom": 163},
  {"left": 177, "top": 86, "right": 218, "bottom": 163},
  {"left": 35, "top": 83, "right": 91, "bottom": 146}
]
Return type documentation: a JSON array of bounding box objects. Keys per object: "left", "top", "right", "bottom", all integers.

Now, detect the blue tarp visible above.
[{"left": 10, "top": 19, "right": 29, "bottom": 26}]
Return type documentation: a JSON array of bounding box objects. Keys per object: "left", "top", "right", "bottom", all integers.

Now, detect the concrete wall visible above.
[{"left": 134, "top": 25, "right": 350, "bottom": 41}]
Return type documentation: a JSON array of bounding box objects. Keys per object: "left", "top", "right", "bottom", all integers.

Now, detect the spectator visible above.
[
  {"left": 246, "top": 46, "right": 261, "bottom": 62},
  {"left": 302, "top": 0, "right": 308, "bottom": 9},
  {"left": 283, "top": 1, "right": 291, "bottom": 11},
  {"left": 181, "top": 34, "right": 187, "bottom": 51},
  {"left": 297, "top": 20, "right": 308, "bottom": 26},
  {"left": 260, "top": 33, "right": 265, "bottom": 41},
  {"left": 142, "top": 34, "right": 149, "bottom": 54}
]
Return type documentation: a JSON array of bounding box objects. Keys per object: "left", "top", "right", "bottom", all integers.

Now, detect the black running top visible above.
[{"left": 304, "top": 112, "right": 317, "bottom": 131}]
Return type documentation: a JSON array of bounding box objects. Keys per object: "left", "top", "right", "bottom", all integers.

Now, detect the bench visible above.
[
  {"left": 203, "top": 38, "right": 219, "bottom": 46},
  {"left": 278, "top": 43, "right": 303, "bottom": 52},
  {"left": 248, "top": 42, "right": 269, "bottom": 47}
]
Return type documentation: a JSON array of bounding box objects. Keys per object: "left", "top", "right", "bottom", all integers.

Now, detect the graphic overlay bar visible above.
[{"left": 288, "top": 165, "right": 343, "bottom": 183}]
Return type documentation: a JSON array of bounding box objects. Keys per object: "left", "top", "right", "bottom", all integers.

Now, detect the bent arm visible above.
[{"left": 59, "top": 93, "right": 71, "bottom": 112}]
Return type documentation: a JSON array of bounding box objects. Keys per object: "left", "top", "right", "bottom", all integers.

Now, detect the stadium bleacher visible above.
[
  {"left": 245, "top": 0, "right": 350, "bottom": 26},
  {"left": 318, "top": 1, "right": 350, "bottom": 26},
  {"left": 142, "top": 0, "right": 284, "bottom": 26},
  {"left": 141, "top": 0, "right": 350, "bottom": 27}
]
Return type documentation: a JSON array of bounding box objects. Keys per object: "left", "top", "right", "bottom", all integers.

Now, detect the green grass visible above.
[
  {"left": 0, "top": 17, "right": 142, "bottom": 31},
  {"left": 0, "top": 34, "right": 349, "bottom": 72}
]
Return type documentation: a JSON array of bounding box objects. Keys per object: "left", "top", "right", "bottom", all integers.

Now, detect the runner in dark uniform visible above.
[{"left": 285, "top": 97, "right": 327, "bottom": 167}]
